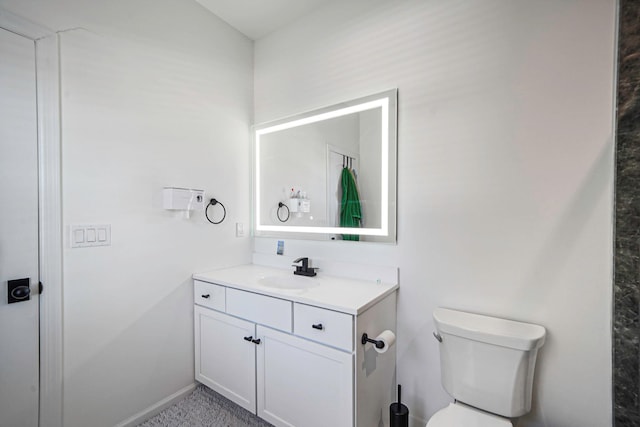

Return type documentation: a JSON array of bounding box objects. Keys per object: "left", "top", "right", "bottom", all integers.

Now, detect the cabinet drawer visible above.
[
  {"left": 294, "top": 303, "right": 353, "bottom": 351},
  {"left": 194, "top": 280, "right": 226, "bottom": 312},
  {"left": 226, "top": 288, "right": 292, "bottom": 333}
]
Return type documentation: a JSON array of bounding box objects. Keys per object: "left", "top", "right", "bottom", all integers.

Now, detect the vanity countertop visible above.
[{"left": 193, "top": 264, "right": 398, "bottom": 315}]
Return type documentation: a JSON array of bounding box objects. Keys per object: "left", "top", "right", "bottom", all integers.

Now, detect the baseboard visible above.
[
  {"left": 115, "top": 383, "right": 197, "bottom": 427},
  {"left": 410, "top": 413, "right": 427, "bottom": 427}
]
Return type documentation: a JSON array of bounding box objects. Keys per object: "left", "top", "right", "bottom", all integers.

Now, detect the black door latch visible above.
[{"left": 8, "top": 278, "right": 30, "bottom": 304}]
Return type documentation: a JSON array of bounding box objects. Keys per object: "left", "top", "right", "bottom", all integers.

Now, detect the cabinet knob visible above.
[
  {"left": 201, "top": 294, "right": 211, "bottom": 299},
  {"left": 251, "top": 338, "right": 261, "bottom": 345},
  {"left": 312, "top": 323, "right": 324, "bottom": 330},
  {"left": 243, "top": 336, "right": 253, "bottom": 342}
]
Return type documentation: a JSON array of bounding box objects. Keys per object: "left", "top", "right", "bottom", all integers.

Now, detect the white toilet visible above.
[{"left": 427, "top": 308, "right": 546, "bottom": 427}]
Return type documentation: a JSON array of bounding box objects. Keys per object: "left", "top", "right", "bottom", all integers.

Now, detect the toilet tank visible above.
[{"left": 433, "top": 308, "right": 546, "bottom": 418}]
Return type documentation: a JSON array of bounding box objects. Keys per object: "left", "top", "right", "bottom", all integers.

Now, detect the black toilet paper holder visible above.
[{"left": 361, "top": 333, "right": 385, "bottom": 349}]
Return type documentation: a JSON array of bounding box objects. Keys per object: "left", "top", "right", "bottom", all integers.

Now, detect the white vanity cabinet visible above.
[
  {"left": 257, "top": 325, "right": 353, "bottom": 427},
  {"left": 194, "top": 305, "right": 256, "bottom": 412},
  {"left": 193, "top": 265, "right": 398, "bottom": 427}
]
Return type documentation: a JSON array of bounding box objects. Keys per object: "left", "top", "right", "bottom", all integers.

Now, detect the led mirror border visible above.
[{"left": 254, "top": 91, "right": 395, "bottom": 237}]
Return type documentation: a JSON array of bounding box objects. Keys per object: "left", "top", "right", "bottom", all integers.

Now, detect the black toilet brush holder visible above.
[{"left": 390, "top": 384, "right": 409, "bottom": 427}]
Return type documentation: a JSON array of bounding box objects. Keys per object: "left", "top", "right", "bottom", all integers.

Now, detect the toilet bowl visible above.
[
  {"left": 426, "top": 402, "right": 513, "bottom": 427},
  {"left": 426, "top": 308, "right": 545, "bottom": 427}
]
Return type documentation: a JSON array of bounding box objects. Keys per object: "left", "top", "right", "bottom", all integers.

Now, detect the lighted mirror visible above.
[{"left": 253, "top": 89, "right": 397, "bottom": 242}]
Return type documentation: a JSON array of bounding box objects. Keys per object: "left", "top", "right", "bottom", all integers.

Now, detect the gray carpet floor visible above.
[{"left": 138, "top": 385, "right": 274, "bottom": 427}]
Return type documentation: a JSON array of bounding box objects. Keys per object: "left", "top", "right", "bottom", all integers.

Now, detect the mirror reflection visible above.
[{"left": 254, "top": 90, "right": 397, "bottom": 242}]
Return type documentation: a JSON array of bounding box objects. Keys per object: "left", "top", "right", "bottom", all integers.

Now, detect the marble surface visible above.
[
  {"left": 615, "top": 1, "right": 640, "bottom": 425},
  {"left": 193, "top": 264, "right": 398, "bottom": 315}
]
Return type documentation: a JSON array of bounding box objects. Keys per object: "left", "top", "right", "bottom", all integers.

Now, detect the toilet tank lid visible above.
[{"left": 433, "top": 308, "right": 546, "bottom": 351}]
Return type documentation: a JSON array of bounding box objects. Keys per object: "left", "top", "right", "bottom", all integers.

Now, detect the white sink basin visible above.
[{"left": 258, "top": 274, "right": 320, "bottom": 291}]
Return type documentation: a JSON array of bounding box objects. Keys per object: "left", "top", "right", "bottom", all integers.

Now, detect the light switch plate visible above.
[
  {"left": 235, "top": 222, "right": 245, "bottom": 237},
  {"left": 71, "top": 225, "right": 111, "bottom": 248}
]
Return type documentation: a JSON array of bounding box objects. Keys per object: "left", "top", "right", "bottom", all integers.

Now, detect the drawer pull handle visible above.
[
  {"left": 201, "top": 294, "right": 211, "bottom": 299},
  {"left": 252, "top": 338, "right": 262, "bottom": 345},
  {"left": 312, "top": 323, "right": 324, "bottom": 330},
  {"left": 243, "top": 336, "right": 253, "bottom": 342}
]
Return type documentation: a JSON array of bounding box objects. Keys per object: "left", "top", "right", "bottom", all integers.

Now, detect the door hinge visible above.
[{"left": 39, "top": 281, "right": 43, "bottom": 294}]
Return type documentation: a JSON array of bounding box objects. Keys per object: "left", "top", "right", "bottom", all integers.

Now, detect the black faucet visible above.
[{"left": 292, "top": 257, "right": 317, "bottom": 277}]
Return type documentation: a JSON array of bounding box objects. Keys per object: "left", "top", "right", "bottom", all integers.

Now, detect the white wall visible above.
[
  {"left": 0, "top": 1, "right": 253, "bottom": 426},
  {"left": 254, "top": 1, "right": 616, "bottom": 426}
]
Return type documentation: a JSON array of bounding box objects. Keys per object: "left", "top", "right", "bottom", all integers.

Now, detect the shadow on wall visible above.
[
  {"left": 517, "top": 139, "right": 613, "bottom": 422},
  {"left": 63, "top": 279, "right": 194, "bottom": 427},
  {"left": 516, "top": 138, "right": 613, "bottom": 310}
]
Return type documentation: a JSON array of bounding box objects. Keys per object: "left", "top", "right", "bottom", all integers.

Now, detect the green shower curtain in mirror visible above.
[{"left": 340, "top": 166, "right": 361, "bottom": 241}]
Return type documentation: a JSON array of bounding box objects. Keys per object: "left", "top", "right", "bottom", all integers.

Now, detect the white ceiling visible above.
[{"left": 194, "top": 0, "right": 330, "bottom": 40}]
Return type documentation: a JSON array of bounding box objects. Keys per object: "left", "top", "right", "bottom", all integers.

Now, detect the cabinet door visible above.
[
  {"left": 195, "top": 305, "right": 256, "bottom": 412},
  {"left": 256, "top": 326, "right": 354, "bottom": 427}
]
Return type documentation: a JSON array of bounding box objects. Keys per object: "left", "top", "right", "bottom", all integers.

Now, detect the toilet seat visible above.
[{"left": 426, "top": 403, "right": 513, "bottom": 427}]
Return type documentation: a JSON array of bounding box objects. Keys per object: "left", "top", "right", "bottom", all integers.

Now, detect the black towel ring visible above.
[
  {"left": 206, "top": 198, "right": 226, "bottom": 224},
  {"left": 277, "top": 202, "right": 290, "bottom": 222}
]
